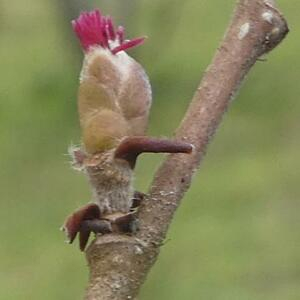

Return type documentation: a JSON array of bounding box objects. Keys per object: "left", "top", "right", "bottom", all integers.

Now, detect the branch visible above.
[{"left": 84, "top": 1, "right": 288, "bottom": 299}]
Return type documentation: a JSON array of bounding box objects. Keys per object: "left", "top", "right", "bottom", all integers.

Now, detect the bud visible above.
[
  {"left": 73, "top": 10, "right": 151, "bottom": 154},
  {"left": 63, "top": 9, "right": 193, "bottom": 251}
]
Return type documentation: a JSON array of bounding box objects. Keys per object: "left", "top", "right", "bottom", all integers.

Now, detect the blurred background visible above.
[{"left": 0, "top": 0, "right": 299, "bottom": 299}]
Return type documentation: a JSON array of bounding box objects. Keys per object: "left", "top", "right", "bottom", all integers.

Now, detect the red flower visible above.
[{"left": 72, "top": 9, "right": 145, "bottom": 54}]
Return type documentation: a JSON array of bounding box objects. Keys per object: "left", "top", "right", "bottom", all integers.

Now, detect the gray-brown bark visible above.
[{"left": 84, "top": 1, "right": 288, "bottom": 299}]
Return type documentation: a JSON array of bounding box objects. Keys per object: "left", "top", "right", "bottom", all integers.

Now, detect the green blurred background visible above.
[{"left": 1, "top": 0, "right": 299, "bottom": 299}]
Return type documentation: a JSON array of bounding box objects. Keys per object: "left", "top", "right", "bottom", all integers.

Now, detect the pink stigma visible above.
[{"left": 72, "top": 9, "right": 146, "bottom": 54}]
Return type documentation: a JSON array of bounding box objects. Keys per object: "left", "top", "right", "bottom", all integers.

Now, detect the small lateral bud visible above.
[{"left": 62, "top": 204, "right": 101, "bottom": 243}]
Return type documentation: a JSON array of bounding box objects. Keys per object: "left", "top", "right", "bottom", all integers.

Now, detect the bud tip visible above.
[{"left": 72, "top": 9, "right": 146, "bottom": 54}]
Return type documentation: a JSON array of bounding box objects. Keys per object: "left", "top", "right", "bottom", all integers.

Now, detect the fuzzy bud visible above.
[{"left": 72, "top": 10, "right": 152, "bottom": 154}]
